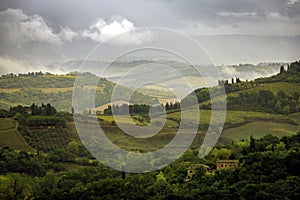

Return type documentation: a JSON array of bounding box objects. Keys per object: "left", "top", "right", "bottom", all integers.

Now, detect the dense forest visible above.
[{"left": 0, "top": 131, "right": 299, "bottom": 199}]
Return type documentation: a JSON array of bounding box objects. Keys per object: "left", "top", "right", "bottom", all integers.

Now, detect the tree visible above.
[
  {"left": 165, "top": 102, "right": 170, "bottom": 111},
  {"left": 280, "top": 65, "right": 285, "bottom": 74},
  {"left": 250, "top": 135, "right": 256, "bottom": 152},
  {"left": 66, "top": 141, "right": 80, "bottom": 156},
  {"left": 46, "top": 103, "right": 52, "bottom": 115},
  {"left": 30, "top": 103, "right": 36, "bottom": 115}
]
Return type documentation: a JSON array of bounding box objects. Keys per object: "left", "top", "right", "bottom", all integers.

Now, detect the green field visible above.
[
  {"left": 0, "top": 118, "right": 16, "bottom": 131},
  {"left": 252, "top": 82, "right": 300, "bottom": 94},
  {"left": 1, "top": 108, "right": 299, "bottom": 153},
  {"left": 168, "top": 110, "right": 299, "bottom": 140},
  {"left": 222, "top": 122, "right": 300, "bottom": 141},
  {"left": 0, "top": 119, "right": 35, "bottom": 152},
  {"left": 168, "top": 110, "right": 297, "bottom": 126},
  {"left": 98, "top": 115, "right": 178, "bottom": 127}
]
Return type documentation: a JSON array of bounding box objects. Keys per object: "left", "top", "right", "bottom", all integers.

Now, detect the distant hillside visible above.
[
  {"left": 0, "top": 72, "right": 157, "bottom": 111},
  {"left": 256, "top": 60, "right": 300, "bottom": 83},
  {"left": 188, "top": 61, "right": 300, "bottom": 114}
]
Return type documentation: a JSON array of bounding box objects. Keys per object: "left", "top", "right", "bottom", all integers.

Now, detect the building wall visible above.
[{"left": 216, "top": 160, "right": 238, "bottom": 170}]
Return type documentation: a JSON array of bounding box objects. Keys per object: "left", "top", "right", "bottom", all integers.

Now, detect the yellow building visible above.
[
  {"left": 185, "top": 164, "right": 212, "bottom": 181},
  {"left": 216, "top": 159, "right": 238, "bottom": 170}
]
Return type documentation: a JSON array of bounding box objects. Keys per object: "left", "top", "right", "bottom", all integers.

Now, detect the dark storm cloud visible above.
[
  {"left": 162, "top": 0, "right": 298, "bottom": 24},
  {"left": 0, "top": 0, "right": 174, "bottom": 29},
  {"left": 0, "top": 0, "right": 299, "bottom": 67},
  {"left": 0, "top": 0, "right": 299, "bottom": 29}
]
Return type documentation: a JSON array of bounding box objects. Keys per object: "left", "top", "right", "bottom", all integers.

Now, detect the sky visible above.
[{"left": 0, "top": 0, "right": 300, "bottom": 74}]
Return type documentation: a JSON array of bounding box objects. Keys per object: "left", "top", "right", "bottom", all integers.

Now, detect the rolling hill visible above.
[
  {"left": 0, "top": 61, "right": 300, "bottom": 151},
  {"left": 0, "top": 72, "right": 157, "bottom": 111}
]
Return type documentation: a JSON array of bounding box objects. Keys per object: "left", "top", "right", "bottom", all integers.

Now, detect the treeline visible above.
[
  {"left": 104, "top": 104, "right": 147, "bottom": 115},
  {"left": 26, "top": 116, "right": 65, "bottom": 127},
  {"left": 0, "top": 72, "right": 108, "bottom": 88},
  {"left": 165, "top": 101, "right": 180, "bottom": 111},
  {"left": 227, "top": 89, "right": 300, "bottom": 114},
  {"left": 189, "top": 80, "right": 254, "bottom": 107},
  {"left": 256, "top": 60, "right": 300, "bottom": 83},
  {"left": 1, "top": 71, "right": 46, "bottom": 78},
  {"left": 30, "top": 103, "right": 56, "bottom": 116},
  {"left": 103, "top": 102, "right": 180, "bottom": 115},
  {"left": 0, "top": 74, "right": 75, "bottom": 88},
  {"left": 0, "top": 141, "right": 97, "bottom": 177},
  {"left": 0, "top": 132, "right": 300, "bottom": 199},
  {"left": 0, "top": 104, "right": 65, "bottom": 127}
]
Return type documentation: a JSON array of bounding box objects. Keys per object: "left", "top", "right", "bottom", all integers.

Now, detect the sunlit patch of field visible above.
[
  {"left": 40, "top": 86, "right": 104, "bottom": 93},
  {"left": 0, "top": 88, "right": 21, "bottom": 93},
  {"left": 168, "top": 110, "right": 298, "bottom": 129},
  {"left": 0, "top": 118, "right": 16, "bottom": 131},
  {"left": 222, "top": 122, "right": 299, "bottom": 141}
]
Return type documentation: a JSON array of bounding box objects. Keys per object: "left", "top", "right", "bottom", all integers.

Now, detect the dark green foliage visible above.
[
  {"left": 0, "top": 148, "right": 65, "bottom": 176},
  {"left": 1, "top": 132, "right": 300, "bottom": 199},
  {"left": 227, "top": 90, "right": 299, "bottom": 114},
  {"left": 256, "top": 61, "right": 300, "bottom": 83},
  {"left": 250, "top": 135, "right": 255, "bottom": 152},
  {"left": 27, "top": 116, "right": 65, "bottom": 127}
]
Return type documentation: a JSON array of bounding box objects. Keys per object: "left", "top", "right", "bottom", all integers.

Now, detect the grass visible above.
[
  {"left": 252, "top": 82, "right": 300, "bottom": 94},
  {"left": 289, "top": 112, "right": 300, "bottom": 125},
  {"left": 0, "top": 88, "right": 21, "bottom": 93},
  {"left": 199, "top": 82, "right": 300, "bottom": 108},
  {"left": 41, "top": 75, "right": 76, "bottom": 79},
  {"left": 222, "top": 122, "right": 299, "bottom": 141},
  {"left": 0, "top": 129, "right": 35, "bottom": 152},
  {"left": 78, "top": 122, "right": 178, "bottom": 152},
  {"left": 0, "top": 86, "right": 104, "bottom": 94},
  {"left": 98, "top": 115, "right": 139, "bottom": 124},
  {"left": 168, "top": 109, "right": 300, "bottom": 141},
  {"left": 98, "top": 114, "right": 179, "bottom": 128},
  {"left": 0, "top": 118, "right": 16, "bottom": 131},
  {"left": 0, "top": 120, "right": 79, "bottom": 153},
  {"left": 136, "top": 85, "right": 175, "bottom": 98},
  {"left": 169, "top": 110, "right": 297, "bottom": 125}
]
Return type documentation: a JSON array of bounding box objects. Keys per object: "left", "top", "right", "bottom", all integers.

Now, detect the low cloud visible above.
[
  {"left": 0, "top": 56, "right": 65, "bottom": 75},
  {"left": 218, "top": 12, "right": 256, "bottom": 17}
]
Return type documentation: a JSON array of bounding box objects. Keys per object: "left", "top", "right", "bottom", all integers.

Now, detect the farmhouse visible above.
[
  {"left": 216, "top": 159, "right": 239, "bottom": 170},
  {"left": 185, "top": 164, "right": 212, "bottom": 181},
  {"left": 185, "top": 159, "right": 239, "bottom": 181}
]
